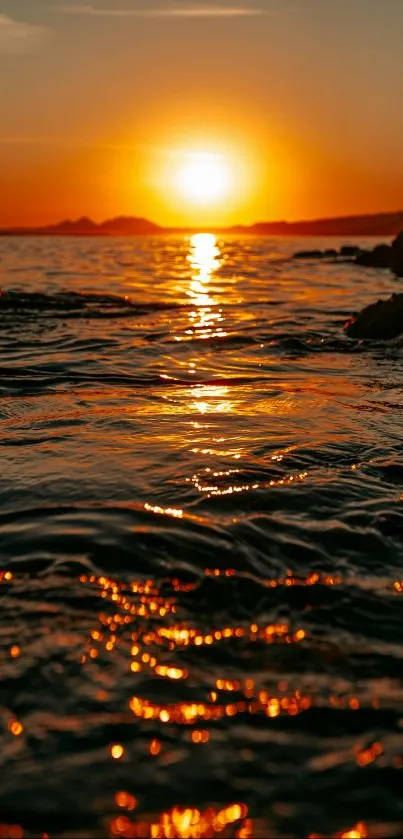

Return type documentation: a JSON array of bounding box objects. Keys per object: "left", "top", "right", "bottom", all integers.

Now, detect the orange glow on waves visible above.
[{"left": 2, "top": 566, "right": 385, "bottom": 839}]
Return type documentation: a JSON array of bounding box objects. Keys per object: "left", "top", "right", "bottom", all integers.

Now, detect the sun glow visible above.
[
  {"left": 176, "top": 153, "right": 232, "bottom": 205},
  {"left": 147, "top": 133, "right": 260, "bottom": 224}
]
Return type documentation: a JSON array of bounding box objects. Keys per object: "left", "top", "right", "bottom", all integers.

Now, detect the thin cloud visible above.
[
  {"left": 59, "top": 4, "right": 265, "bottom": 18},
  {"left": 0, "top": 14, "right": 47, "bottom": 54},
  {"left": 0, "top": 136, "right": 152, "bottom": 153}
]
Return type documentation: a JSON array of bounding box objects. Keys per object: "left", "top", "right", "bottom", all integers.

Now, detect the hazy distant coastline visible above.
[{"left": 1, "top": 210, "right": 403, "bottom": 237}]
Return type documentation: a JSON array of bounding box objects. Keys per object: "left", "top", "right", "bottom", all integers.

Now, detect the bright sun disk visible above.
[{"left": 176, "top": 153, "right": 231, "bottom": 205}]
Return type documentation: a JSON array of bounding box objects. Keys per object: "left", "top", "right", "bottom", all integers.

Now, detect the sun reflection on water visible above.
[
  {"left": 190, "top": 385, "right": 233, "bottom": 415},
  {"left": 178, "top": 234, "right": 233, "bottom": 416},
  {"left": 188, "top": 233, "right": 221, "bottom": 286},
  {"left": 183, "top": 233, "right": 226, "bottom": 343}
]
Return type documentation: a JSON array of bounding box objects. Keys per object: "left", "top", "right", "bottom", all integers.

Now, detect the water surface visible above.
[{"left": 1, "top": 234, "right": 403, "bottom": 838}]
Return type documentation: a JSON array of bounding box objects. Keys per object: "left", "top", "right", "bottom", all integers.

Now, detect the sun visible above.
[{"left": 176, "top": 152, "right": 232, "bottom": 205}]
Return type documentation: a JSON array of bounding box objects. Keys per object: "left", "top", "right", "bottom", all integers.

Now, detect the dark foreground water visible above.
[{"left": 1, "top": 234, "right": 403, "bottom": 839}]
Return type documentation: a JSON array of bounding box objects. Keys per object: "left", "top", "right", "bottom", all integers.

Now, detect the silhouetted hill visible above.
[
  {"left": 229, "top": 211, "right": 403, "bottom": 236},
  {"left": 1, "top": 210, "right": 403, "bottom": 237},
  {"left": 98, "top": 216, "right": 163, "bottom": 235},
  {"left": 0, "top": 216, "right": 163, "bottom": 236},
  {"left": 46, "top": 217, "right": 99, "bottom": 234}
]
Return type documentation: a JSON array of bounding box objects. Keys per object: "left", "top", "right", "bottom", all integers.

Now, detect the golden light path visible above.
[
  {"left": 180, "top": 233, "right": 233, "bottom": 416},
  {"left": 186, "top": 233, "right": 224, "bottom": 342}
]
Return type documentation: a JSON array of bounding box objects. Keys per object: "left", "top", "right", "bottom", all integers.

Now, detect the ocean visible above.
[{"left": 1, "top": 233, "right": 403, "bottom": 839}]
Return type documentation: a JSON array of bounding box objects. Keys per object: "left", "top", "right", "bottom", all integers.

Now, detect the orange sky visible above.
[{"left": 1, "top": 0, "right": 403, "bottom": 227}]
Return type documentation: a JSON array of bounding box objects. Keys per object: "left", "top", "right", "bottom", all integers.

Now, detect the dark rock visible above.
[
  {"left": 391, "top": 231, "right": 403, "bottom": 276},
  {"left": 354, "top": 249, "right": 372, "bottom": 266},
  {"left": 344, "top": 293, "right": 403, "bottom": 340},
  {"left": 373, "top": 244, "right": 393, "bottom": 267},
  {"left": 324, "top": 249, "right": 337, "bottom": 256},
  {"left": 293, "top": 249, "right": 324, "bottom": 259},
  {"left": 356, "top": 243, "right": 392, "bottom": 268},
  {"left": 392, "top": 231, "right": 403, "bottom": 252},
  {"left": 340, "top": 245, "right": 362, "bottom": 257}
]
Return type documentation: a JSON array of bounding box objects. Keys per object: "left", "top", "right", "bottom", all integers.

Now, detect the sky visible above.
[{"left": 1, "top": 0, "right": 403, "bottom": 227}]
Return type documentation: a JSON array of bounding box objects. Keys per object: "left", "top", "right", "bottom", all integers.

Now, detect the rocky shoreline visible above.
[
  {"left": 294, "top": 231, "right": 403, "bottom": 340},
  {"left": 294, "top": 231, "right": 403, "bottom": 277}
]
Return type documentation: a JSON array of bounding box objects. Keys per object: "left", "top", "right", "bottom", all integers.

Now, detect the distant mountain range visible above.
[
  {"left": 1, "top": 210, "right": 403, "bottom": 237},
  {"left": 0, "top": 216, "right": 163, "bottom": 237}
]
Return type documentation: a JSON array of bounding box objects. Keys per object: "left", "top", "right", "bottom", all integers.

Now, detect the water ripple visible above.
[{"left": 1, "top": 234, "right": 403, "bottom": 838}]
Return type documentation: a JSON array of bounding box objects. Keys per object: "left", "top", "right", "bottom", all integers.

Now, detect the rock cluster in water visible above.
[
  {"left": 355, "top": 231, "right": 403, "bottom": 276},
  {"left": 294, "top": 230, "right": 403, "bottom": 340},
  {"left": 293, "top": 245, "right": 361, "bottom": 260},
  {"left": 344, "top": 232, "right": 403, "bottom": 339},
  {"left": 293, "top": 231, "right": 403, "bottom": 277}
]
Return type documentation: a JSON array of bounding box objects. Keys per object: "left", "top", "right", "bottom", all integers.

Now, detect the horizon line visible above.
[{"left": 1, "top": 208, "right": 403, "bottom": 233}]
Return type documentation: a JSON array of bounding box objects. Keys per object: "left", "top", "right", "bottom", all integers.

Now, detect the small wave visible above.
[{"left": 0, "top": 290, "right": 183, "bottom": 319}]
